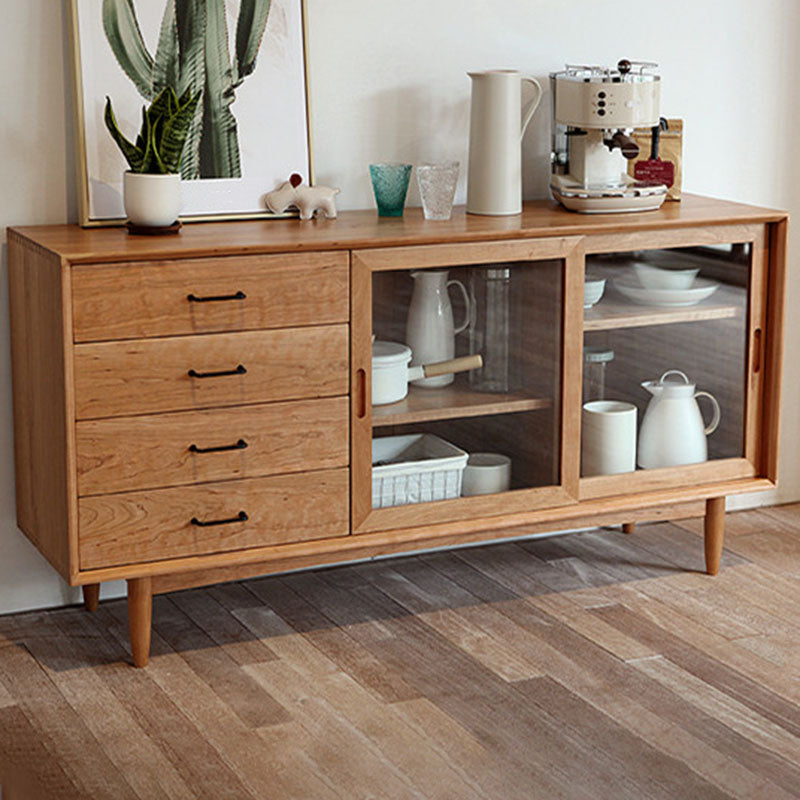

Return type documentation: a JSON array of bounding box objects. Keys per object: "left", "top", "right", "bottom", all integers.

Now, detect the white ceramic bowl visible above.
[
  {"left": 584, "top": 277, "right": 606, "bottom": 309},
  {"left": 633, "top": 263, "right": 700, "bottom": 290},
  {"left": 613, "top": 277, "right": 720, "bottom": 307}
]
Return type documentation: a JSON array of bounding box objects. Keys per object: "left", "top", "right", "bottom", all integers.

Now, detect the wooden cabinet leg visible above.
[
  {"left": 127, "top": 577, "right": 152, "bottom": 668},
  {"left": 704, "top": 497, "right": 726, "bottom": 576},
  {"left": 82, "top": 583, "right": 100, "bottom": 612},
  {"left": 622, "top": 522, "right": 636, "bottom": 535}
]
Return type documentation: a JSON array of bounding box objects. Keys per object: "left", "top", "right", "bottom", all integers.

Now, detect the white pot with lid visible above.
[{"left": 372, "top": 341, "right": 482, "bottom": 405}]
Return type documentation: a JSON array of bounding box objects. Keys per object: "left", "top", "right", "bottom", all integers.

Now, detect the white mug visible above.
[
  {"left": 581, "top": 401, "right": 637, "bottom": 477},
  {"left": 461, "top": 452, "right": 512, "bottom": 495}
]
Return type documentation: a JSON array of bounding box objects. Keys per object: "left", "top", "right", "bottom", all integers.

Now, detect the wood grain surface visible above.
[
  {"left": 76, "top": 397, "right": 349, "bottom": 495},
  {"left": 6, "top": 232, "right": 77, "bottom": 581},
  {"left": 73, "top": 325, "right": 349, "bottom": 419},
  {"left": 71, "top": 252, "right": 349, "bottom": 342},
  {"left": 73, "top": 476, "right": 772, "bottom": 586},
  {"left": 79, "top": 469, "right": 350, "bottom": 569},
  {"left": 9, "top": 195, "right": 786, "bottom": 264},
  {"left": 371, "top": 382, "right": 551, "bottom": 427},
  {"left": 763, "top": 219, "right": 788, "bottom": 481},
  {"left": 583, "top": 281, "right": 744, "bottom": 331},
  {"left": 1, "top": 505, "right": 799, "bottom": 798}
]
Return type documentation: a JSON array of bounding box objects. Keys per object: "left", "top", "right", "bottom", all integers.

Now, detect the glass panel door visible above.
[
  {"left": 352, "top": 238, "right": 582, "bottom": 533},
  {"left": 581, "top": 241, "right": 754, "bottom": 489}
]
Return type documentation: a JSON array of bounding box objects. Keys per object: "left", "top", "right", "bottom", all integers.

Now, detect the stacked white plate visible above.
[{"left": 613, "top": 263, "right": 720, "bottom": 307}]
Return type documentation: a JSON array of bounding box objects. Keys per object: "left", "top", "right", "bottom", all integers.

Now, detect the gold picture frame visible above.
[{"left": 68, "top": 0, "right": 314, "bottom": 226}]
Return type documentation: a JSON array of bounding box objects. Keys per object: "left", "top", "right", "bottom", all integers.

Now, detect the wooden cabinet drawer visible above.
[
  {"left": 72, "top": 252, "right": 349, "bottom": 342},
  {"left": 79, "top": 468, "right": 350, "bottom": 569},
  {"left": 74, "top": 325, "right": 348, "bottom": 419},
  {"left": 76, "top": 397, "right": 349, "bottom": 496}
]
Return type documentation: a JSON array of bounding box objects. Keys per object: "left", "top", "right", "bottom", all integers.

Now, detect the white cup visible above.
[
  {"left": 581, "top": 401, "right": 637, "bottom": 476},
  {"left": 461, "top": 453, "right": 512, "bottom": 495}
]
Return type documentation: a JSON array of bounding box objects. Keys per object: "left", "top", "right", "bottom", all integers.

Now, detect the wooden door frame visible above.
[{"left": 350, "top": 237, "right": 584, "bottom": 534}]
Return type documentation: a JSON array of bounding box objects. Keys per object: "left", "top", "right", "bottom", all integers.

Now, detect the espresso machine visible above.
[{"left": 550, "top": 59, "right": 667, "bottom": 213}]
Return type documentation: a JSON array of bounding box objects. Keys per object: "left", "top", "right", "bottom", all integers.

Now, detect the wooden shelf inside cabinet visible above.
[
  {"left": 372, "top": 383, "right": 552, "bottom": 427},
  {"left": 583, "top": 283, "right": 745, "bottom": 332}
]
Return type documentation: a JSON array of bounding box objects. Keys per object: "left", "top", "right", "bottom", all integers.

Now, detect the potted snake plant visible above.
[{"left": 104, "top": 86, "right": 201, "bottom": 227}]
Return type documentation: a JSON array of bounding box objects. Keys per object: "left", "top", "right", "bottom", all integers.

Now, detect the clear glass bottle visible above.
[
  {"left": 469, "top": 266, "right": 511, "bottom": 392},
  {"left": 583, "top": 346, "right": 614, "bottom": 404}
]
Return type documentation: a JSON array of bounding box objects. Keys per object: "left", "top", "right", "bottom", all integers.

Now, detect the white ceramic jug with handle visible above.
[
  {"left": 466, "top": 70, "right": 543, "bottom": 216},
  {"left": 406, "top": 270, "right": 471, "bottom": 388},
  {"left": 637, "top": 370, "right": 721, "bottom": 469}
]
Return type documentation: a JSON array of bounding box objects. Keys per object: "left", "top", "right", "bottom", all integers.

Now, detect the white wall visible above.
[{"left": 0, "top": 0, "right": 798, "bottom": 613}]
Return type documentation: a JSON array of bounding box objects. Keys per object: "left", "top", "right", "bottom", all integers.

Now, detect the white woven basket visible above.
[{"left": 372, "top": 434, "right": 468, "bottom": 509}]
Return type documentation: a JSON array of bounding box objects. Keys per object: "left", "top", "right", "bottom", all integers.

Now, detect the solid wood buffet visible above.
[{"left": 7, "top": 195, "right": 787, "bottom": 667}]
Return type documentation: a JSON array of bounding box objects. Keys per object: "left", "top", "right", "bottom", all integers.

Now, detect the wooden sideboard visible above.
[{"left": 7, "top": 195, "right": 788, "bottom": 667}]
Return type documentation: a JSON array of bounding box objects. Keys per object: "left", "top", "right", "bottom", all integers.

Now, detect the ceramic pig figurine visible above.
[{"left": 265, "top": 173, "right": 339, "bottom": 220}]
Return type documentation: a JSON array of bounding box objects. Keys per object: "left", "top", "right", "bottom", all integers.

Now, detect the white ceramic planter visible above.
[{"left": 123, "top": 172, "right": 182, "bottom": 227}]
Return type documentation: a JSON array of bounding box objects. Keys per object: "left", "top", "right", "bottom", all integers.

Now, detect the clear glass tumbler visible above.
[
  {"left": 416, "top": 162, "right": 459, "bottom": 220},
  {"left": 369, "top": 163, "right": 412, "bottom": 217}
]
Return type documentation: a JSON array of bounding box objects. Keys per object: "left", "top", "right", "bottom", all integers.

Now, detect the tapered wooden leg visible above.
[
  {"left": 704, "top": 497, "right": 726, "bottom": 576},
  {"left": 127, "top": 577, "right": 152, "bottom": 668},
  {"left": 82, "top": 583, "right": 100, "bottom": 612},
  {"left": 622, "top": 522, "right": 636, "bottom": 535}
]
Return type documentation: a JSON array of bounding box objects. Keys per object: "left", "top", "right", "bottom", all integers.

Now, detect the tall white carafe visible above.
[
  {"left": 406, "top": 270, "right": 470, "bottom": 388},
  {"left": 637, "top": 370, "right": 721, "bottom": 469},
  {"left": 466, "top": 70, "right": 543, "bottom": 216}
]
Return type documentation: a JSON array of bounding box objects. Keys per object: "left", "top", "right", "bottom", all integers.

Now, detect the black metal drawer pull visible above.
[
  {"left": 189, "top": 439, "right": 248, "bottom": 454},
  {"left": 187, "top": 290, "right": 246, "bottom": 303},
  {"left": 190, "top": 510, "right": 248, "bottom": 527},
  {"left": 188, "top": 364, "right": 247, "bottom": 379}
]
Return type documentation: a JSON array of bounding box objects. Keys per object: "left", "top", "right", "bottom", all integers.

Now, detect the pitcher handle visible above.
[
  {"left": 447, "top": 279, "right": 471, "bottom": 334},
  {"left": 694, "top": 391, "right": 721, "bottom": 435},
  {"left": 520, "top": 76, "right": 543, "bottom": 141}
]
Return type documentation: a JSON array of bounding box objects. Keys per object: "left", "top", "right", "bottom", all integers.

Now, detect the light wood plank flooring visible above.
[{"left": 1, "top": 505, "right": 800, "bottom": 799}]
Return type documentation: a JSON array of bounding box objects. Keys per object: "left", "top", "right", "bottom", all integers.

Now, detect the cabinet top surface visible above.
[{"left": 9, "top": 194, "right": 787, "bottom": 264}]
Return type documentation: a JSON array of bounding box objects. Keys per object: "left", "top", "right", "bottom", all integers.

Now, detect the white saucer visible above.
[{"left": 612, "top": 277, "right": 721, "bottom": 307}]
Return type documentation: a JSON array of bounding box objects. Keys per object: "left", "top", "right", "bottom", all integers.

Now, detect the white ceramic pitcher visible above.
[
  {"left": 406, "top": 270, "right": 471, "bottom": 388},
  {"left": 637, "top": 370, "right": 721, "bottom": 469},
  {"left": 466, "top": 70, "right": 543, "bottom": 216}
]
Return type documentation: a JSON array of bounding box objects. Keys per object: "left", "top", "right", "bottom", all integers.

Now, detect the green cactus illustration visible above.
[{"left": 102, "top": 0, "right": 272, "bottom": 179}]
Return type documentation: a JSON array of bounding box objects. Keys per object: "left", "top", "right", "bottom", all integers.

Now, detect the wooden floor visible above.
[{"left": 1, "top": 506, "right": 800, "bottom": 799}]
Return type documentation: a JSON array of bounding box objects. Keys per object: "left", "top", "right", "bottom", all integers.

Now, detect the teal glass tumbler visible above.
[{"left": 369, "top": 163, "right": 412, "bottom": 217}]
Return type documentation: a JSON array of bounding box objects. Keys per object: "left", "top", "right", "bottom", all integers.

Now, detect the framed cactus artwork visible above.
[{"left": 69, "top": 0, "right": 312, "bottom": 225}]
